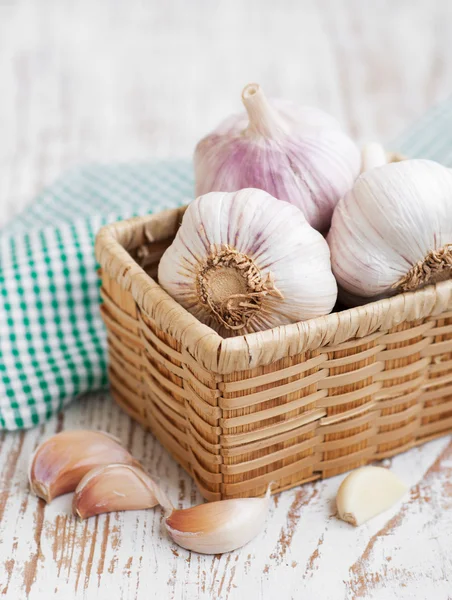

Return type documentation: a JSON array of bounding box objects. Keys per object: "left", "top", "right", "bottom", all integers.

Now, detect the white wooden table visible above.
[{"left": 1, "top": 1, "right": 452, "bottom": 598}]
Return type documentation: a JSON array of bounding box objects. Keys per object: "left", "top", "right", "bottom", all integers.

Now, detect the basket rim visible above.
[{"left": 95, "top": 208, "right": 452, "bottom": 374}]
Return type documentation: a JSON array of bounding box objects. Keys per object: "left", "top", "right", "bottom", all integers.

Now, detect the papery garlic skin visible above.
[
  {"left": 73, "top": 464, "right": 162, "bottom": 519},
  {"left": 336, "top": 466, "right": 407, "bottom": 527},
  {"left": 158, "top": 189, "right": 337, "bottom": 338},
  {"left": 29, "top": 430, "right": 140, "bottom": 502},
  {"left": 194, "top": 83, "right": 361, "bottom": 232},
  {"left": 166, "top": 494, "right": 270, "bottom": 554},
  {"left": 328, "top": 159, "right": 452, "bottom": 305}
]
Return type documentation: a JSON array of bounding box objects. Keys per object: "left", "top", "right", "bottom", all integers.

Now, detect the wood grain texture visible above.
[{"left": 1, "top": 0, "right": 452, "bottom": 598}]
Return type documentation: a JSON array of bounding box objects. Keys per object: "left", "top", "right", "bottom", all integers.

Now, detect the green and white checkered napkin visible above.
[{"left": 2, "top": 101, "right": 452, "bottom": 429}]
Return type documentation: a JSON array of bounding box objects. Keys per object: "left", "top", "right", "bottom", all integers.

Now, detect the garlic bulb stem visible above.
[
  {"left": 361, "top": 142, "right": 388, "bottom": 172},
  {"left": 242, "top": 83, "right": 289, "bottom": 138}
]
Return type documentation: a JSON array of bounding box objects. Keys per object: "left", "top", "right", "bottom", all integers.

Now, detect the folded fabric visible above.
[
  {"left": 0, "top": 162, "right": 193, "bottom": 429},
  {"left": 1, "top": 101, "right": 452, "bottom": 429}
]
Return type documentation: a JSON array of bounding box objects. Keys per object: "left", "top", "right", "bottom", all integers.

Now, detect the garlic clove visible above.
[
  {"left": 165, "top": 490, "right": 271, "bottom": 554},
  {"left": 29, "top": 430, "right": 140, "bottom": 502},
  {"left": 73, "top": 464, "right": 165, "bottom": 519},
  {"left": 336, "top": 466, "right": 407, "bottom": 527},
  {"left": 194, "top": 82, "right": 361, "bottom": 233},
  {"left": 158, "top": 188, "right": 337, "bottom": 338},
  {"left": 361, "top": 142, "right": 388, "bottom": 172}
]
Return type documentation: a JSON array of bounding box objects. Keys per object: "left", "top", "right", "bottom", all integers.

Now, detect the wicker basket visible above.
[{"left": 95, "top": 207, "right": 452, "bottom": 500}]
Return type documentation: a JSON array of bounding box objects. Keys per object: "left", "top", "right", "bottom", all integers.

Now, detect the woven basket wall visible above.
[{"left": 95, "top": 207, "right": 452, "bottom": 500}]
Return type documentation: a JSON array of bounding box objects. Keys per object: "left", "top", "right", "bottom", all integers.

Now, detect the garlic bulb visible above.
[
  {"left": 328, "top": 154, "right": 452, "bottom": 305},
  {"left": 194, "top": 83, "right": 361, "bottom": 232},
  {"left": 336, "top": 466, "right": 407, "bottom": 526},
  {"left": 158, "top": 189, "right": 337, "bottom": 337},
  {"left": 165, "top": 492, "right": 271, "bottom": 554}
]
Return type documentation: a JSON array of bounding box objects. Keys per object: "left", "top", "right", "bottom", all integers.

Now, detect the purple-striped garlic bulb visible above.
[
  {"left": 194, "top": 83, "right": 361, "bottom": 233},
  {"left": 158, "top": 188, "right": 337, "bottom": 338}
]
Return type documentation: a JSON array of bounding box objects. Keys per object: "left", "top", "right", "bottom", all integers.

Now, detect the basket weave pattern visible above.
[{"left": 95, "top": 208, "right": 452, "bottom": 500}]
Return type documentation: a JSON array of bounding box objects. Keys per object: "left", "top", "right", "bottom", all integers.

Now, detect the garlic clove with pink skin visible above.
[
  {"left": 194, "top": 83, "right": 361, "bottom": 233},
  {"left": 328, "top": 145, "right": 452, "bottom": 306},
  {"left": 29, "top": 430, "right": 140, "bottom": 502},
  {"left": 158, "top": 188, "right": 337, "bottom": 338},
  {"left": 73, "top": 464, "right": 170, "bottom": 519},
  {"left": 165, "top": 490, "right": 271, "bottom": 554}
]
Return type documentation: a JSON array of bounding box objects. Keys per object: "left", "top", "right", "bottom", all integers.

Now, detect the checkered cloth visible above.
[
  {"left": 0, "top": 162, "right": 193, "bottom": 428},
  {"left": 1, "top": 101, "right": 452, "bottom": 429}
]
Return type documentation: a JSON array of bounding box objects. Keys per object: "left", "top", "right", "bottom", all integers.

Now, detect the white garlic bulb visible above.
[
  {"left": 158, "top": 189, "right": 337, "bottom": 337},
  {"left": 194, "top": 83, "right": 361, "bottom": 232},
  {"left": 328, "top": 154, "right": 452, "bottom": 305}
]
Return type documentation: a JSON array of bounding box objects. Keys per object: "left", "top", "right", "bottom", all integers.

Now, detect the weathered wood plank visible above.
[{"left": 0, "top": 394, "right": 450, "bottom": 599}]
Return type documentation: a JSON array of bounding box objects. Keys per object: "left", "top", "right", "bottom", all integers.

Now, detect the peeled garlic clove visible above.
[
  {"left": 336, "top": 466, "right": 407, "bottom": 527},
  {"left": 194, "top": 83, "right": 361, "bottom": 233},
  {"left": 328, "top": 153, "right": 452, "bottom": 305},
  {"left": 73, "top": 464, "right": 165, "bottom": 519},
  {"left": 29, "top": 430, "right": 140, "bottom": 502},
  {"left": 165, "top": 492, "right": 271, "bottom": 554},
  {"left": 158, "top": 188, "right": 337, "bottom": 337}
]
